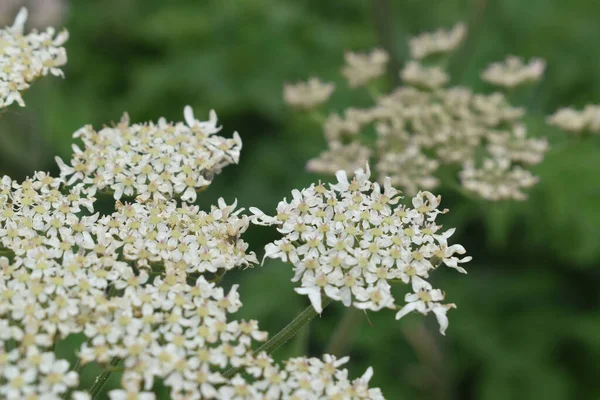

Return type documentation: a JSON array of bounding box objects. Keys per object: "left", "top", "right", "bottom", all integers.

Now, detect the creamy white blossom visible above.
[
  {"left": 252, "top": 165, "right": 470, "bottom": 333},
  {"left": 236, "top": 354, "right": 385, "bottom": 399},
  {"left": 409, "top": 23, "right": 467, "bottom": 60},
  {"left": 547, "top": 104, "right": 600, "bottom": 134},
  {"left": 55, "top": 106, "right": 242, "bottom": 203},
  {"left": 460, "top": 157, "right": 539, "bottom": 201},
  {"left": 0, "top": 7, "right": 68, "bottom": 108},
  {"left": 284, "top": 78, "right": 335, "bottom": 109},
  {"left": 400, "top": 61, "right": 449, "bottom": 89},
  {"left": 341, "top": 48, "right": 389, "bottom": 88},
  {"left": 481, "top": 55, "right": 546, "bottom": 88},
  {"left": 290, "top": 22, "right": 548, "bottom": 201}
]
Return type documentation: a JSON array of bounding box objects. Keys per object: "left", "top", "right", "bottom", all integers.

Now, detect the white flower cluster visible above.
[
  {"left": 1, "top": 89, "right": 385, "bottom": 397},
  {"left": 232, "top": 353, "right": 383, "bottom": 399},
  {"left": 0, "top": 167, "right": 270, "bottom": 398},
  {"left": 306, "top": 141, "right": 372, "bottom": 176},
  {"left": 283, "top": 78, "right": 335, "bottom": 109},
  {"left": 56, "top": 106, "right": 242, "bottom": 203},
  {"left": 251, "top": 166, "right": 470, "bottom": 334},
  {"left": 109, "top": 198, "right": 257, "bottom": 275},
  {"left": 0, "top": 7, "right": 67, "bottom": 108},
  {"left": 290, "top": 23, "right": 549, "bottom": 201},
  {"left": 400, "top": 61, "right": 449, "bottom": 89},
  {"left": 547, "top": 104, "right": 600, "bottom": 134},
  {"left": 341, "top": 49, "right": 389, "bottom": 88},
  {"left": 481, "top": 55, "right": 546, "bottom": 88},
  {"left": 460, "top": 158, "right": 538, "bottom": 201},
  {"left": 408, "top": 22, "right": 467, "bottom": 60}
]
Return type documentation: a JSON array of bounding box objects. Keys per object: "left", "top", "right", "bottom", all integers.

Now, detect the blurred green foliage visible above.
[{"left": 1, "top": 0, "right": 599, "bottom": 398}]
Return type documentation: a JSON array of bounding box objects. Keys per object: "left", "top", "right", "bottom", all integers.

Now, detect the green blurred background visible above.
[{"left": 1, "top": 0, "right": 600, "bottom": 399}]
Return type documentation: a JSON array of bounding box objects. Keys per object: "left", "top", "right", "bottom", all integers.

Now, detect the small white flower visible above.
[
  {"left": 481, "top": 55, "right": 546, "bottom": 88},
  {"left": 284, "top": 78, "right": 335, "bottom": 109},
  {"left": 256, "top": 165, "right": 469, "bottom": 333},
  {"left": 341, "top": 48, "right": 389, "bottom": 88}
]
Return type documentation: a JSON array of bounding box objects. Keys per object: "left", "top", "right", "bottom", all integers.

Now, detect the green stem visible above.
[
  {"left": 222, "top": 297, "right": 334, "bottom": 379},
  {"left": 325, "top": 307, "right": 363, "bottom": 356},
  {"left": 0, "top": 248, "right": 14, "bottom": 256},
  {"left": 89, "top": 357, "right": 120, "bottom": 399}
]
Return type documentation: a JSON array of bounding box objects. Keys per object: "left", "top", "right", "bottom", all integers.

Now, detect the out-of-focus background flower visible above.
[{"left": 1, "top": 0, "right": 599, "bottom": 398}]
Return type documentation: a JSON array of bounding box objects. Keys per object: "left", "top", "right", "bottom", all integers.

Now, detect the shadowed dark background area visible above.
[{"left": 1, "top": 0, "right": 599, "bottom": 399}]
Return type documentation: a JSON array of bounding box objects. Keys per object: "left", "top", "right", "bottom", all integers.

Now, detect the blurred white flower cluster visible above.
[
  {"left": 408, "top": 23, "right": 467, "bottom": 60},
  {"left": 0, "top": 8, "right": 67, "bottom": 108},
  {"left": 341, "top": 49, "right": 389, "bottom": 88},
  {"left": 547, "top": 104, "right": 600, "bottom": 134},
  {"left": 0, "top": 0, "right": 67, "bottom": 29},
  {"left": 284, "top": 22, "right": 550, "bottom": 201},
  {"left": 251, "top": 165, "right": 470, "bottom": 334},
  {"left": 284, "top": 78, "right": 336, "bottom": 109},
  {"left": 56, "top": 107, "right": 242, "bottom": 203},
  {"left": 481, "top": 55, "right": 546, "bottom": 89}
]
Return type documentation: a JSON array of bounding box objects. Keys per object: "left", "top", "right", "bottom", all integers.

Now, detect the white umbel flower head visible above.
[
  {"left": 547, "top": 104, "right": 600, "bottom": 134},
  {"left": 401, "top": 61, "right": 449, "bottom": 89},
  {"left": 0, "top": 7, "right": 68, "bottom": 108},
  {"left": 460, "top": 157, "right": 539, "bottom": 201},
  {"left": 481, "top": 55, "right": 546, "bottom": 88},
  {"left": 232, "top": 353, "right": 385, "bottom": 399},
  {"left": 284, "top": 78, "right": 335, "bottom": 109},
  {"left": 252, "top": 165, "right": 470, "bottom": 334},
  {"left": 409, "top": 23, "right": 467, "bottom": 60},
  {"left": 55, "top": 106, "right": 242, "bottom": 202},
  {"left": 341, "top": 48, "right": 389, "bottom": 88}
]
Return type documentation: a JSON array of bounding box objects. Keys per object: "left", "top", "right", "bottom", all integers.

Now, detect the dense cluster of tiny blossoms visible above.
[
  {"left": 285, "top": 23, "right": 550, "bottom": 201},
  {"left": 341, "top": 48, "right": 389, "bottom": 88},
  {"left": 251, "top": 165, "right": 470, "bottom": 334},
  {"left": 56, "top": 106, "right": 242, "bottom": 203},
  {"left": 0, "top": 166, "right": 267, "bottom": 398},
  {"left": 0, "top": 99, "right": 383, "bottom": 399},
  {"left": 481, "top": 55, "right": 546, "bottom": 89},
  {"left": 108, "top": 198, "right": 257, "bottom": 275},
  {"left": 283, "top": 78, "right": 335, "bottom": 109},
  {"left": 408, "top": 22, "right": 466, "bottom": 60},
  {"left": 547, "top": 104, "right": 600, "bottom": 134},
  {"left": 235, "top": 354, "right": 383, "bottom": 399},
  {"left": 0, "top": 8, "right": 67, "bottom": 108}
]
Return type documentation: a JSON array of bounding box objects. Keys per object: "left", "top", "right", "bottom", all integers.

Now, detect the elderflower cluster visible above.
[
  {"left": 408, "top": 22, "right": 466, "bottom": 60},
  {"left": 0, "top": 170, "right": 384, "bottom": 399},
  {"left": 56, "top": 106, "right": 242, "bottom": 203},
  {"left": 341, "top": 49, "right": 389, "bottom": 88},
  {"left": 546, "top": 104, "right": 600, "bottom": 134},
  {"left": 289, "top": 23, "right": 549, "bottom": 201},
  {"left": 234, "top": 353, "right": 383, "bottom": 399},
  {"left": 0, "top": 95, "right": 384, "bottom": 398},
  {"left": 400, "top": 61, "right": 449, "bottom": 89},
  {"left": 0, "top": 163, "right": 272, "bottom": 398},
  {"left": 481, "top": 55, "right": 546, "bottom": 88},
  {"left": 251, "top": 165, "right": 470, "bottom": 334},
  {"left": 283, "top": 78, "right": 335, "bottom": 109},
  {"left": 0, "top": 8, "right": 68, "bottom": 108},
  {"left": 108, "top": 198, "right": 257, "bottom": 275}
]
